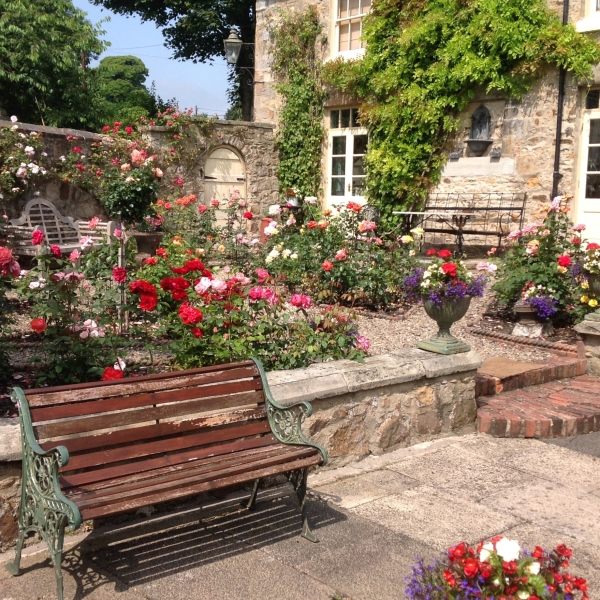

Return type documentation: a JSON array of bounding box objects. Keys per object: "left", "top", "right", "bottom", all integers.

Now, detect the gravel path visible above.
[{"left": 356, "top": 292, "right": 554, "bottom": 362}]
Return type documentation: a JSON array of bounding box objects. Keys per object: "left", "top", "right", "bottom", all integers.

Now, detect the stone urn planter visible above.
[
  {"left": 417, "top": 296, "right": 471, "bottom": 354},
  {"left": 585, "top": 272, "right": 600, "bottom": 321},
  {"left": 513, "top": 300, "right": 540, "bottom": 325},
  {"left": 130, "top": 231, "right": 164, "bottom": 264}
]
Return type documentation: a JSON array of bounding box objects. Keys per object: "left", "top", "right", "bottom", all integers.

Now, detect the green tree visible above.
[
  {"left": 0, "top": 0, "right": 107, "bottom": 129},
  {"left": 90, "top": 0, "right": 255, "bottom": 120},
  {"left": 95, "top": 55, "right": 157, "bottom": 124}
]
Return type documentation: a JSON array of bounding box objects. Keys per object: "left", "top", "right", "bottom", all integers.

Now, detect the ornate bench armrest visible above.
[
  {"left": 251, "top": 359, "right": 328, "bottom": 465},
  {"left": 12, "top": 388, "right": 82, "bottom": 531}
]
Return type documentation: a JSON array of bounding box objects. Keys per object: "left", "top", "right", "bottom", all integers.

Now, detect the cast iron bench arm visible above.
[{"left": 252, "top": 358, "right": 328, "bottom": 465}]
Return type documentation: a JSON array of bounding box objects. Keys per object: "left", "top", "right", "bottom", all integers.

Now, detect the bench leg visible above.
[
  {"left": 48, "top": 518, "right": 67, "bottom": 600},
  {"left": 5, "top": 530, "right": 26, "bottom": 576},
  {"left": 242, "top": 478, "right": 260, "bottom": 510},
  {"left": 293, "top": 468, "right": 318, "bottom": 543}
]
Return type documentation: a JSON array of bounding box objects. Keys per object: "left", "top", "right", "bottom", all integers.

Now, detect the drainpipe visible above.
[{"left": 551, "top": 0, "right": 570, "bottom": 199}]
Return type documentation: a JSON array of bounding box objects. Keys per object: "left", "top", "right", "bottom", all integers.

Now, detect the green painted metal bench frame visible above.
[{"left": 6, "top": 358, "right": 327, "bottom": 600}]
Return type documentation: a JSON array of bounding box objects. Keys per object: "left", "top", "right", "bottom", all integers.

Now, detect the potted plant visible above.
[
  {"left": 404, "top": 249, "right": 487, "bottom": 354},
  {"left": 516, "top": 282, "right": 559, "bottom": 322},
  {"left": 583, "top": 241, "right": 600, "bottom": 321}
]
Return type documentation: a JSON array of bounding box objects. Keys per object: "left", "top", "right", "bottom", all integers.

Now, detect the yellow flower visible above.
[
  {"left": 557, "top": 266, "right": 567, "bottom": 274},
  {"left": 411, "top": 227, "right": 424, "bottom": 236},
  {"left": 195, "top": 248, "right": 205, "bottom": 256},
  {"left": 589, "top": 299, "right": 598, "bottom": 307},
  {"left": 217, "top": 244, "right": 226, "bottom": 253},
  {"left": 401, "top": 235, "right": 414, "bottom": 244},
  {"left": 581, "top": 295, "right": 589, "bottom": 303},
  {"left": 582, "top": 280, "right": 589, "bottom": 289}
]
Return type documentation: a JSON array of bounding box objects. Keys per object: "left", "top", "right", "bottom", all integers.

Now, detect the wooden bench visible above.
[
  {"left": 1, "top": 198, "right": 115, "bottom": 256},
  {"left": 6, "top": 359, "right": 327, "bottom": 600}
]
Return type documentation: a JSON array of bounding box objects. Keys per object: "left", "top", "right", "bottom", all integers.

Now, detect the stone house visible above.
[{"left": 253, "top": 0, "right": 600, "bottom": 242}]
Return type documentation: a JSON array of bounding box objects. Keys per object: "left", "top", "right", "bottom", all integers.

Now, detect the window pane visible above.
[
  {"left": 353, "top": 156, "right": 364, "bottom": 175},
  {"left": 362, "top": 0, "right": 371, "bottom": 12},
  {"left": 352, "top": 178, "right": 366, "bottom": 196},
  {"left": 339, "top": 0, "right": 348, "bottom": 18},
  {"left": 350, "top": 19, "right": 361, "bottom": 50},
  {"left": 341, "top": 109, "right": 351, "bottom": 128},
  {"left": 587, "top": 174, "right": 600, "bottom": 198},
  {"left": 352, "top": 108, "right": 361, "bottom": 127},
  {"left": 588, "top": 147, "right": 600, "bottom": 172},
  {"left": 353, "top": 134, "right": 368, "bottom": 155},
  {"left": 331, "top": 177, "right": 345, "bottom": 196},
  {"left": 349, "top": 0, "right": 360, "bottom": 16},
  {"left": 330, "top": 110, "right": 339, "bottom": 129},
  {"left": 587, "top": 90, "right": 600, "bottom": 110},
  {"left": 332, "top": 136, "right": 346, "bottom": 155},
  {"left": 338, "top": 23, "right": 349, "bottom": 52},
  {"left": 331, "top": 156, "right": 346, "bottom": 175},
  {"left": 590, "top": 119, "right": 600, "bottom": 144}
]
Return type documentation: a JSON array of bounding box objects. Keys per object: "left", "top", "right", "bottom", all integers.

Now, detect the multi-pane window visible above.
[{"left": 337, "top": 0, "right": 371, "bottom": 53}]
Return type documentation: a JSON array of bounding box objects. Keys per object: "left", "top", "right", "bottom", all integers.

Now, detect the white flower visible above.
[
  {"left": 282, "top": 249, "right": 292, "bottom": 258},
  {"left": 517, "top": 592, "right": 530, "bottom": 599},
  {"left": 29, "top": 281, "right": 40, "bottom": 289},
  {"left": 10, "top": 115, "right": 17, "bottom": 122},
  {"left": 59, "top": 156, "right": 66, "bottom": 162},
  {"left": 304, "top": 196, "right": 318, "bottom": 204},
  {"left": 268, "top": 204, "right": 281, "bottom": 215},
  {"left": 41, "top": 152, "right": 47, "bottom": 157},
  {"left": 194, "top": 277, "right": 212, "bottom": 294},
  {"left": 527, "top": 561, "right": 540, "bottom": 575},
  {"left": 479, "top": 542, "right": 494, "bottom": 562},
  {"left": 24, "top": 146, "right": 35, "bottom": 156},
  {"left": 114, "top": 357, "right": 126, "bottom": 371},
  {"left": 495, "top": 537, "right": 520, "bottom": 562},
  {"left": 290, "top": 252, "right": 298, "bottom": 259}
]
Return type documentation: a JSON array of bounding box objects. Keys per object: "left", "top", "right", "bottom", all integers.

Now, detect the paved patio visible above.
[{"left": 2, "top": 433, "right": 600, "bottom": 600}]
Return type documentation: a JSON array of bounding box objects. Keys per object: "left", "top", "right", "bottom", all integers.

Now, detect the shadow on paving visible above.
[{"left": 543, "top": 430, "right": 600, "bottom": 459}]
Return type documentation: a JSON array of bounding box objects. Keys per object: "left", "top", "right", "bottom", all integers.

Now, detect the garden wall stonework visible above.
[{"left": 0, "top": 350, "right": 481, "bottom": 548}]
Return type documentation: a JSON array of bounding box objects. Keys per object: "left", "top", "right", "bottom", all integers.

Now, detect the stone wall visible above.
[
  {"left": 0, "top": 349, "right": 481, "bottom": 547},
  {"left": 1, "top": 119, "right": 279, "bottom": 224}
]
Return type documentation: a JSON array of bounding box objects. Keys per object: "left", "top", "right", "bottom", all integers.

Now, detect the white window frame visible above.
[
  {"left": 326, "top": 108, "right": 368, "bottom": 208},
  {"left": 577, "top": 0, "right": 600, "bottom": 32},
  {"left": 334, "top": 0, "right": 370, "bottom": 59}
]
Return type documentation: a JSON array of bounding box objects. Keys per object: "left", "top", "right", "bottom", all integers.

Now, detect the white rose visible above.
[
  {"left": 282, "top": 249, "right": 291, "bottom": 258},
  {"left": 268, "top": 204, "right": 281, "bottom": 215},
  {"left": 291, "top": 252, "right": 298, "bottom": 259},
  {"left": 527, "top": 561, "right": 540, "bottom": 575},
  {"left": 495, "top": 537, "right": 520, "bottom": 562}
]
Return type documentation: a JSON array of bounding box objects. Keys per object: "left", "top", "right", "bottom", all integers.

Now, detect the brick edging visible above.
[{"left": 469, "top": 327, "right": 578, "bottom": 354}]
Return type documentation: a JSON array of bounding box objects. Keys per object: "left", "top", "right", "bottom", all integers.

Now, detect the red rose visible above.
[
  {"left": 102, "top": 125, "right": 110, "bottom": 132},
  {"left": 571, "top": 238, "right": 581, "bottom": 244},
  {"left": 32, "top": 230, "right": 45, "bottom": 245},
  {"left": 125, "top": 126, "right": 133, "bottom": 135},
  {"left": 191, "top": 327, "right": 203, "bottom": 338},
  {"left": 438, "top": 249, "right": 453, "bottom": 259},
  {"left": 139, "top": 293, "right": 158, "bottom": 311},
  {"left": 0, "top": 246, "right": 13, "bottom": 266},
  {"left": 172, "top": 266, "right": 189, "bottom": 275},
  {"left": 322, "top": 260, "right": 333, "bottom": 271},
  {"left": 102, "top": 366, "right": 124, "bottom": 381},
  {"left": 243, "top": 211, "right": 253, "bottom": 220},
  {"left": 112, "top": 267, "right": 128, "bottom": 283},
  {"left": 179, "top": 303, "right": 203, "bottom": 325},
  {"left": 164, "top": 202, "right": 173, "bottom": 210},
  {"left": 442, "top": 262, "right": 458, "bottom": 277},
  {"left": 426, "top": 248, "right": 437, "bottom": 256},
  {"left": 198, "top": 205, "right": 208, "bottom": 213},
  {"left": 503, "top": 561, "right": 518, "bottom": 575},
  {"left": 72, "top": 146, "right": 82, "bottom": 153},
  {"left": 463, "top": 558, "right": 479, "bottom": 578},
  {"left": 346, "top": 201, "right": 363, "bottom": 213},
  {"left": 49, "top": 245, "right": 61, "bottom": 258},
  {"left": 30, "top": 318, "right": 47, "bottom": 333},
  {"left": 587, "top": 243, "right": 600, "bottom": 251},
  {"left": 145, "top": 257, "right": 157, "bottom": 265},
  {"left": 557, "top": 255, "right": 571, "bottom": 267},
  {"left": 307, "top": 221, "right": 317, "bottom": 229},
  {"left": 184, "top": 259, "right": 205, "bottom": 272},
  {"left": 129, "top": 280, "right": 158, "bottom": 311},
  {"left": 156, "top": 248, "right": 168, "bottom": 257}
]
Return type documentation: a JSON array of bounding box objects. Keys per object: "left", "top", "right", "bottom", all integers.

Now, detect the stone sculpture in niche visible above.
[{"left": 466, "top": 105, "right": 493, "bottom": 156}]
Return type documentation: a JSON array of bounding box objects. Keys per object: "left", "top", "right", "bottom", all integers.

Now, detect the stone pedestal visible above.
[{"left": 574, "top": 320, "right": 600, "bottom": 376}]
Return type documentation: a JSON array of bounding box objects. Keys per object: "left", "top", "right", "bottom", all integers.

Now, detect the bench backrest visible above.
[
  {"left": 24, "top": 361, "right": 270, "bottom": 490},
  {"left": 77, "top": 219, "right": 115, "bottom": 245},
  {"left": 11, "top": 199, "right": 79, "bottom": 246}
]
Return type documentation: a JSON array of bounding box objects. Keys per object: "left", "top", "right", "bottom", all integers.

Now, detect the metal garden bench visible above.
[{"left": 6, "top": 359, "right": 327, "bottom": 600}]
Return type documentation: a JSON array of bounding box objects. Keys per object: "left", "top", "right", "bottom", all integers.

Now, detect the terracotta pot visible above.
[
  {"left": 260, "top": 218, "right": 274, "bottom": 243},
  {"left": 418, "top": 296, "right": 471, "bottom": 354},
  {"left": 130, "top": 231, "right": 164, "bottom": 264}
]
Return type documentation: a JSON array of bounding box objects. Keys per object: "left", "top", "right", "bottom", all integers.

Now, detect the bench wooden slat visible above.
[
  {"left": 63, "top": 419, "right": 272, "bottom": 472},
  {"left": 40, "top": 406, "right": 266, "bottom": 454},
  {"left": 76, "top": 454, "right": 321, "bottom": 520},
  {"left": 30, "top": 377, "right": 263, "bottom": 422},
  {"left": 60, "top": 434, "right": 279, "bottom": 488},
  {"left": 35, "top": 389, "right": 265, "bottom": 439},
  {"left": 27, "top": 362, "right": 258, "bottom": 406},
  {"left": 67, "top": 444, "right": 311, "bottom": 503}
]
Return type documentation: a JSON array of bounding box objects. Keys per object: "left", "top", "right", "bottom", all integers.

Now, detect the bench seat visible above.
[{"left": 7, "top": 359, "right": 326, "bottom": 600}]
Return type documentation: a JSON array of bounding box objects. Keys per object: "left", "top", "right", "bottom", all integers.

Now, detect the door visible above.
[
  {"left": 577, "top": 112, "right": 600, "bottom": 242},
  {"left": 204, "top": 147, "right": 246, "bottom": 205}
]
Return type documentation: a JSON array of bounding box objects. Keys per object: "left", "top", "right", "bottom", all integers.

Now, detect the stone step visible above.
[
  {"left": 477, "top": 375, "right": 600, "bottom": 438},
  {"left": 475, "top": 354, "right": 587, "bottom": 397}
]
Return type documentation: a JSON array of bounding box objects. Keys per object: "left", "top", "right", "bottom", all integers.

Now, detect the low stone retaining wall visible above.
[{"left": 0, "top": 348, "right": 481, "bottom": 549}]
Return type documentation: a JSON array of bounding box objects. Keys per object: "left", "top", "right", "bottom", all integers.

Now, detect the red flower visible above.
[
  {"left": 76, "top": 163, "right": 85, "bottom": 172},
  {"left": 102, "top": 366, "right": 124, "bottom": 381},
  {"left": 112, "top": 267, "right": 128, "bottom": 283},
  {"left": 503, "top": 561, "right": 518, "bottom": 575},
  {"left": 346, "top": 201, "right": 363, "bottom": 213},
  {"left": 191, "top": 327, "right": 203, "bottom": 338},
  {"left": 243, "top": 211, "right": 254, "bottom": 220},
  {"left": 322, "top": 260, "right": 333, "bottom": 271},
  {"left": 441, "top": 262, "right": 458, "bottom": 277},
  {"left": 184, "top": 259, "right": 205, "bottom": 272},
  {"left": 30, "top": 318, "right": 47, "bottom": 333},
  {"left": 102, "top": 125, "right": 110, "bottom": 132},
  {"left": 129, "top": 280, "right": 158, "bottom": 311},
  {"left": 438, "top": 249, "right": 453, "bottom": 259},
  {"left": 557, "top": 255, "right": 571, "bottom": 267},
  {"left": 587, "top": 243, "right": 600, "bottom": 251},
  {"left": 156, "top": 248, "right": 168, "bottom": 257},
  {"left": 426, "top": 248, "right": 437, "bottom": 256},
  {"left": 479, "top": 561, "right": 493, "bottom": 579},
  {"left": 139, "top": 293, "right": 158, "bottom": 311},
  {"left": 556, "top": 544, "right": 572, "bottom": 558},
  {"left": 32, "top": 230, "right": 45, "bottom": 245},
  {"left": 172, "top": 266, "right": 189, "bottom": 275},
  {"left": 50, "top": 245, "right": 62, "bottom": 258},
  {"left": 145, "top": 257, "right": 157, "bottom": 265},
  {"left": 125, "top": 126, "right": 133, "bottom": 135},
  {"left": 571, "top": 238, "right": 581, "bottom": 244},
  {"left": 307, "top": 221, "right": 317, "bottom": 229},
  {"left": 199, "top": 205, "right": 207, "bottom": 213},
  {"left": 532, "top": 546, "right": 544, "bottom": 559},
  {"left": 164, "top": 202, "right": 173, "bottom": 210},
  {"left": 442, "top": 570, "right": 456, "bottom": 587},
  {"left": 179, "top": 303, "right": 203, "bottom": 325},
  {"left": 72, "top": 146, "right": 82, "bottom": 153},
  {"left": 463, "top": 558, "right": 479, "bottom": 578}
]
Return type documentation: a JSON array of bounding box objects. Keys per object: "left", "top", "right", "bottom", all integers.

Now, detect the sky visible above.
[{"left": 72, "top": 0, "right": 231, "bottom": 118}]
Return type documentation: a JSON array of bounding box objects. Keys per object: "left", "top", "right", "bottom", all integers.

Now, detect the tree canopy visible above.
[{"left": 0, "top": 0, "right": 107, "bottom": 128}]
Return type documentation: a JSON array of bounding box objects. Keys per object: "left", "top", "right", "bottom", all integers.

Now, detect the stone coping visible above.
[{"left": 0, "top": 349, "right": 481, "bottom": 462}]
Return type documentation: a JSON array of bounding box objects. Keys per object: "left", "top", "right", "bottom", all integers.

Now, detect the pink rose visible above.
[
  {"left": 335, "top": 248, "right": 348, "bottom": 261},
  {"left": 210, "top": 279, "right": 227, "bottom": 292},
  {"left": 69, "top": 250, "right": 81, "bottom": 262},
  {"left": 0, "top": 246, "right": 13, "bottom": 266},
  {"left": 256, "top": 268, "right": 269, "bottom": 283},
  {"left": 210, "top": 198, "right": 220, "bottom": 207},
  {"left": 356, "top": 336, "right": 370, "bottom": 351},
  {"left": 32, "top": 230, "right": 45, "bottom": 245},
  {"left": 194, "top": 277, "right": 212, "bottom": 294},
  {"left": 88, "top": 216, "right": 100, "bottom": 230}
]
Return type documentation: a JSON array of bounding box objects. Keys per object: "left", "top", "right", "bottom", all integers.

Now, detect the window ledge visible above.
[
  {"left": 326, "top": 48, "right": 366, "bottom": 62},
  {"left": 576, "top": 16, "right": 600, "bottom": 32}
]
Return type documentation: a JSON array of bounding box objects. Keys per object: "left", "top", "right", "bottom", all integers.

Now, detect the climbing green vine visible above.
[
  {"left": 269, "top": 8, "right": 327, "bottom": 198},
  {"left": 324, "top": 0, "right": 600, "bottom": 224}
]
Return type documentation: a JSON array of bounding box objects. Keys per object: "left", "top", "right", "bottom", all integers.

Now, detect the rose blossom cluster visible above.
[
  {"left": 0, "top": 246, "right": 20, "bottom": 278},
  {"left": 290, "top": 294, "right": 312, "bottom": 309}
]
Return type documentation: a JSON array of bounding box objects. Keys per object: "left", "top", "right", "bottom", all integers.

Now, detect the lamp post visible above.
[{"left": 223, "top": 28, "right": 255, "bottom": 121}]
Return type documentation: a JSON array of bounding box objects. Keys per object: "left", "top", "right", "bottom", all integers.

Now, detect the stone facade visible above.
[{"left": 0, "top": 119, "right": 279, "bottom": 223}]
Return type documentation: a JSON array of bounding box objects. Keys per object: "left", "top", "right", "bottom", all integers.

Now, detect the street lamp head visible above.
[{"left": 224, "top": 29, "right": 243, "bottom": 65}]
